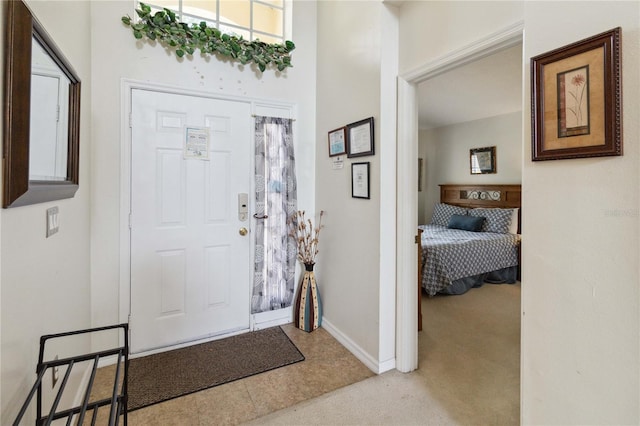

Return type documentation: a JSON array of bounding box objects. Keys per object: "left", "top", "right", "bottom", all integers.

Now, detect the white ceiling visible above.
[{"left": 418, "top": 44, "right": 523, "bottom": 130}]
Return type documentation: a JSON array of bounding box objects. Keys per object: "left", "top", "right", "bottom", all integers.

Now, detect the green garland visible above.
[{"left": 121, "top": 3, "right": 295, "bottom": 72}]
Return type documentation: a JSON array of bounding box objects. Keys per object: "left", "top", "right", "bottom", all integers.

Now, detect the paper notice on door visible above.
[{"left": 184, "top": 126, "right": 210, "bottom": 160}]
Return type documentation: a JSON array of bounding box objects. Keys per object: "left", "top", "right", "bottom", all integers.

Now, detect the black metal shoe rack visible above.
[{"left": 13, "top": 323, "right": 129, "bottom": 426}]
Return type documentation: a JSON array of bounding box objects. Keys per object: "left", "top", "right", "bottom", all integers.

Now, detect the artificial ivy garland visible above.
[{"left": 121, "top": 3, "right": 295, "bottom": 72}]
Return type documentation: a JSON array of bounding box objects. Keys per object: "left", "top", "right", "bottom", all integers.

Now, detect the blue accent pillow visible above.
[{"left": 447, "top": 214, "right": 485, "bottom": 232}]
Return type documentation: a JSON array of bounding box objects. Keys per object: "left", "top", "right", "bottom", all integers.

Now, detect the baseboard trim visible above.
[
  {"left": 72, "top": 362, "right": 93, "bottom": 410},
  {"left": 378, "top": 357, "right": 396, "bottom": 373},
  {"left": 251, "top": 308, "right": 292, "bottom": 330},
  {"left": 321, "top": 318, "right": 395, "bottom": 374}
]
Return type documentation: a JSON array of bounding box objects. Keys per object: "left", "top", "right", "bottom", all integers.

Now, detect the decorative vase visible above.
[{"left": 294, "top": 263, "right": 323, "bottom": 332}]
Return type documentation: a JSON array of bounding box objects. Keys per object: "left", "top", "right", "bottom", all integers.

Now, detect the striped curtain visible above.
[{"left": 252, "top": 116, "right": 297, "bottom": 313}]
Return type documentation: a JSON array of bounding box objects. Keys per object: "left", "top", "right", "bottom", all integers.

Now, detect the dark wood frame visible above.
[
  {"left": 351, "top": 162, "right": 370, "bottom": 199},
  {"left": 531, "top": 27, "right": 621, "bottom": 161},
  {"left": 3, "top": 0, "right": 81, "bottom": 208},
  {"left": 346, "top": 117, "right": 374, "bottom": 158},
  {"left": 469, "top": 146, "right": 496, "bottom": 174},
  {"left": 328, "top": 126, "right": 347, "bottom": 157}
]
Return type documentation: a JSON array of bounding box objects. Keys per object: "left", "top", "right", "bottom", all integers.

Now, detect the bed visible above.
[{"left": 418, "top": 184, "right": 521, "bottom": 297}]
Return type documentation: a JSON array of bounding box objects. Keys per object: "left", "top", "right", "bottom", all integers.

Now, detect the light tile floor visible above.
[{"left": 93, "top": 324, "right": 374, "bottom": 425}]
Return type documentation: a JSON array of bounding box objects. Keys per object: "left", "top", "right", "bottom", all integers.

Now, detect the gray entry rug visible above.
[{"left": 127, "top": 326, "right": 304, "bottom": 411}]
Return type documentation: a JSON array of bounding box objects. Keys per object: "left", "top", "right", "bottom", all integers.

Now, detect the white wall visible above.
[
  {"left": 401, "top": 1, "right": 640, "bottom": 423},
  {"left": 377, "top": 4, "right": 399, "bottom": 371},
  {"left": 417, "top": 129, "right": 436, "bottom": 225},
  {"left": 1, "top": 1, "right": 93, "bottom": 422},
  {"left": 315, "top": 1, "right": 386, "bottom": 367},
  {"left": 521, "top": 2, "right": 639, "bottom": 424},
  {"left": 89, "top": 1, "right": 317, "bottom": 349},
  {"left": 419, "top": 112, "right": 522, "bottom": 223},
  {"left": 399, "top": 1, "right": 524, "bottom": 74}
]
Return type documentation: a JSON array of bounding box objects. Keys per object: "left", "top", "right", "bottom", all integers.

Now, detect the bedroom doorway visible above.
[{"left": 395, "top": 22, "right": 524, "bottom": 372}]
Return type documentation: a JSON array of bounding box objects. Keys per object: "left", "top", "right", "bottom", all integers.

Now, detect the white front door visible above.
[{"left": 130, "top": 89, "right": 252, "bottom": 353}]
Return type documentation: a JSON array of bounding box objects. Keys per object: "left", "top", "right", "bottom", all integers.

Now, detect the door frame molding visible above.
[
  {"left": 395, "top": 22, "right": 524, "bottom": 372},
  {"left": 119, "top": 79, "right": 296, "bottom": 340}
]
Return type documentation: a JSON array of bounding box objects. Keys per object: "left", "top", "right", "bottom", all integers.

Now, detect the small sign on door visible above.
[{"left": 184, "top": 126, "right": 210, "bottom": 160}]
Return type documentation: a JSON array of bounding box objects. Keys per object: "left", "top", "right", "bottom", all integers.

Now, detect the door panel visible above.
[{"left": 130, "top": 89, "right": 252, "bottom": 353}]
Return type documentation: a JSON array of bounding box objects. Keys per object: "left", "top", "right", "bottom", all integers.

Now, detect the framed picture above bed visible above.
[
  {"left": 470, "top": 146, "right": 496, "bottom": 174},
  {"left": 531, "top": 27, "right": 622, "bottom": 161}
]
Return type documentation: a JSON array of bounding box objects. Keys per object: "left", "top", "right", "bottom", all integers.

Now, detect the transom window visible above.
[{"left": 145, "top": 0, "right": 287, "bottom": 44}]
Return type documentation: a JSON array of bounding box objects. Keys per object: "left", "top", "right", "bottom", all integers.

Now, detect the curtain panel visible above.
[{"left": 252, "top": 116, "right": 298, "bottom": 313}]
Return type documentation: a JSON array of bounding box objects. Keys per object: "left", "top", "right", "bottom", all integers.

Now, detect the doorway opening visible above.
[{"left": 396, "top": 22, "right": 524, "bottom": 372}]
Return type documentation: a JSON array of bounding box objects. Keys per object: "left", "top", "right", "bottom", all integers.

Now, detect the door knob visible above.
[{"left": 239, "top": 227, "right": 248, "bottom": 236}]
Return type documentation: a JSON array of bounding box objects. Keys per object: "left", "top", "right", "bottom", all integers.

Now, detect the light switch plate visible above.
[{"left": 46, "top": 207, "right": 59, "bottom": 238}]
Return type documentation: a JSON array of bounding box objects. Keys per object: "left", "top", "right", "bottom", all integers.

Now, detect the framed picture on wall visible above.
[
  {"left": 470, "top": 146, "right": 496, "bottom": 174},
  {"left": 347, "top": 117, "right": 374, "bottom": 158},
  {"left": 328, "top": 127, "right": 347, "bottom": 157},
  {"left": 351, "top": 162, "right": 370, "bottom": 199},
  {"left": 531, "top": 27, "right": 622, "bottom": 161}
]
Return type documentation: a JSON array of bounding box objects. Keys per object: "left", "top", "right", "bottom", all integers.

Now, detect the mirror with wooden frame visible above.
[{"left": 3, "top": 0, "right": 81, "bottom": 208}]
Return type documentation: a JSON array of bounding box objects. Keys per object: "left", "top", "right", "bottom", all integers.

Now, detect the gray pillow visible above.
[
  {"left": 430, "top": 203, "right": 469, "bottom": 226},
  {"left": 469, "top": 208, "right": 513, "bottom": 233}
]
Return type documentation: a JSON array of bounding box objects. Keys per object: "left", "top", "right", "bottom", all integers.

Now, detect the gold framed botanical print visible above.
[{"left": 531, "top": 27, "right": 622, "bottom": 161}]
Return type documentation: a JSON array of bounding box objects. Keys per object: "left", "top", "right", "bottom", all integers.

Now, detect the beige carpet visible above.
[{"left": 246, "top": 282, "right": 521, "bottom": 425}]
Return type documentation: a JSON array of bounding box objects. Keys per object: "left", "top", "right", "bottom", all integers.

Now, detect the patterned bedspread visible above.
[{"left": 419, "top": 224, "right": 520, "bottom": 296}]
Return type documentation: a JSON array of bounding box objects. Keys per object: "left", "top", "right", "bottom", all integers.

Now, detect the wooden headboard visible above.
[{"left": 439, "top": 184, "right": 521, "bottom": 233}]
